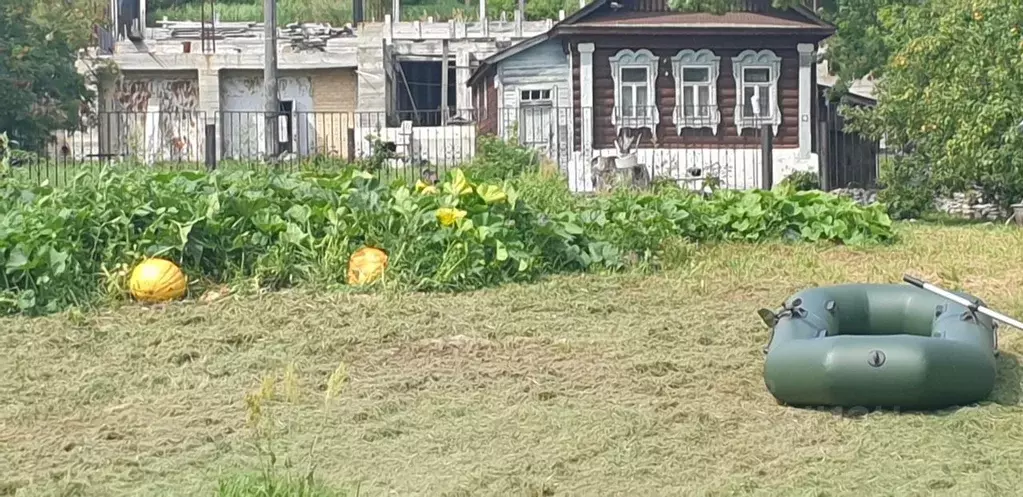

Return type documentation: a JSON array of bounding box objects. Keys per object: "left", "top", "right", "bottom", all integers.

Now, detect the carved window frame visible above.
[
  {"left": 671, "top": 49, "right": 721, "bottom": 135},
  {"left": 732, "top": 49, "right": 782, "bottom": 135},
  {"left": 609, "top": 49, "right": 660, "bottom": 135}
]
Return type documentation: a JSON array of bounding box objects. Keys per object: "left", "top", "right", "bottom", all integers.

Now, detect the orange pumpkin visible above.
[
  {"left": 347, "top": 247, "right": 388, "bottom": 285},
  {"left": 129, "top": 258, "right": 187, "bottom": 303}
]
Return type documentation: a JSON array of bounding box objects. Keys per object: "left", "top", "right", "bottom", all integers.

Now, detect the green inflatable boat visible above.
[{"left": 761, "top": 283, "right": 998, "bottom": 410}]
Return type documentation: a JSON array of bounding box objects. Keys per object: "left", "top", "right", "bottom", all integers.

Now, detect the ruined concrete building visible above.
[{"left": 73, "top": 0, "right": 560, "bottom": 166}]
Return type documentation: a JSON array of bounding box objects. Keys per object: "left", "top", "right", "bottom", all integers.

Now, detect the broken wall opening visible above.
[{"left": 393, "top": 59, "right": 457, "bottom": 127}]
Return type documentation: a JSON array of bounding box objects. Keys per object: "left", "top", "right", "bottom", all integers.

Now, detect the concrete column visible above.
[
  {"left": 797, "top": 43, "right": 814, "bottom": 159},
  {"left": 95, "top": 69, "right": 118, "bottom": 158},
  {"left": 139, "top": 0, "right": 147, "bottom": 37},
  {"left": 456, "top": 48, "right": 471, "bottom": 120},
  {"left": 198, "top": 67, "right": 221, "bottom": 159},
  {"left": 579, "top": 42, "right": 595, "bottom": 157}
]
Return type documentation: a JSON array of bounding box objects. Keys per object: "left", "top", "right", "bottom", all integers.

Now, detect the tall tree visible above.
[
  {"left": 0, "top": 0, "right": 93, "bottom": 152},
  {"left": 669, "top": 0, "right": 919, "bottom": 87},
  {"left": 845, "top": 0, "right": 1023, "bottom": 206}
]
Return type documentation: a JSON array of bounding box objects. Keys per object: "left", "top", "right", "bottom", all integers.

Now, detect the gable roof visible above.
[{"left": 467, "top": 0, "right": 835, "bottom": 86}]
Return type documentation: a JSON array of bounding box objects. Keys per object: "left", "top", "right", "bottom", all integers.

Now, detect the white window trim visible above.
[
  {"left": 514, "top": 84, "right": 556, "bottom": 149},
  {"left": 609, "top": 49, "right": 660, "bottom": 135},
  {"left": 731, "top": 49, "right": 782, "bottom": 135},
  {"left": 671, "top": 49, "right": 721, "bottom": 135}
]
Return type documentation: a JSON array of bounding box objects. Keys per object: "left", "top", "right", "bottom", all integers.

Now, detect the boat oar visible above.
[{"left": 903, "top": 274, "right": 1023, "bottom": 331}]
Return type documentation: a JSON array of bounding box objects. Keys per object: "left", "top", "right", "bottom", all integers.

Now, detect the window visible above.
[
  {"left": 517, "top": 87, "right": 554, "bottom": 149},
  {"left": 671, "top": 49, "right": 721, "bottom": 134},
  {"left": 394, "top": 60, "right": 457, "bottom": 127},
  {"left": 609, "top": 49, "right": 660, "bottom": 134},
  {"left": 277, "top": 100, "right": 294, "bottom": 154},
  {"left": 521, "top": 89, "right": 552, "bottom": 101},
  {"left": 620, "top": 68, "right": 649, "bottom": 119},
  {"left": 731, "top": 49, "right": 782, "bottom": 135},
  {"left": 741, "top": 68, "right": 772, "bottom": 118}
]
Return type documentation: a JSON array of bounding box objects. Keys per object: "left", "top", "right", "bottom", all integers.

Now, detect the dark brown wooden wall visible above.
[
  {"left": 474, "top": 74, "right": 499, "bottom": 135},
  {"left": 570, "top": 35, "right": 815, "bottom": 150}
]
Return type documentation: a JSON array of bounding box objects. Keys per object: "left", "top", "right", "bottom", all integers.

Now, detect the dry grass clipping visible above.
[{"left": 3, "top": 223, "right": 1023, "bottom": 496}]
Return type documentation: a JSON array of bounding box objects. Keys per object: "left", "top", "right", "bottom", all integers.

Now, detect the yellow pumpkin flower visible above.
[
  {"left": 447, "top": 169, "right": 473, "bottom": 197},
  {"left": 436, "top": 207, "right": 467, "bottom": 227},
  {"left": 415, "top": 179, "right": 437, "bottom": 195}
]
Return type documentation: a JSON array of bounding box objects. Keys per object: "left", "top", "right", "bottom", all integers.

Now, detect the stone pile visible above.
[
  {"left": 933, "top": 191, "right": 1009, "bottom": 221},
  {"left": 830, "top": 188, "right": 878, "bottom": 206},
  {"left": 828, "top": 187, "right": 1011, "bottom": 221}
]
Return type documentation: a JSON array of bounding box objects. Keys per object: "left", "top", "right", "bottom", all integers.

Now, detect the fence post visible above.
[
  {"left": 205, "top": 123, "right": 217, "bottom": 171},
  {"left": 760, "top": 124, "right": 773, "bottom": 189},
  {"left": 346, "top": 127, "right": 356, "bottom": 162},
  {"left": 818, "top": 119, "right": 830, "bottom": 191}
]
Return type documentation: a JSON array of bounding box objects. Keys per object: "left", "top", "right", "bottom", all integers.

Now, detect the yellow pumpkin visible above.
[
  {"left": 347, "top": 247, "right": 388, "bottom": 286},
  {"left": 129, "top": 258, "right": 188, "bottom": 303}
]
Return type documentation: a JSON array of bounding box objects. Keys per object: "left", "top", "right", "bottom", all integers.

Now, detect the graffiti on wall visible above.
[{"left": 104, "top": 76, "right": 204, "bottom": 163}]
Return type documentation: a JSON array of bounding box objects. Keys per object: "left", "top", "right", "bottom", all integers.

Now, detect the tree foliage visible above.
[
  {"left": 669, "top": 0, "right": 918, "bottom": 86},
  {"left": 845, "top": 0, "right": 1023, "bottom": 206},
  {"left": 669, "top": 0, "right": 805, "bottom": 14},
  {"left": 0, "top": 0, "right": 93, "bottom": 152},
  {"left": 816, "top": 0, "right": 916, "bottom": 86}
]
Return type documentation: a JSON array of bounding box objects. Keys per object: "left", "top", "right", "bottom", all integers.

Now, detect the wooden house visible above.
[{"left": 468, "top": 0, "right": 836, "bottom": 191}]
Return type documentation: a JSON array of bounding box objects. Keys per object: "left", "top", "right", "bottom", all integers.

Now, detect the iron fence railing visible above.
[{"left": 12, "top": 106, "right": 881, "bottom": 193}]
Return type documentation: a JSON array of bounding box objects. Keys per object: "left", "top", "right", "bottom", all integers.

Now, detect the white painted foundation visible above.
[
  {"left": 564, "top": 148, "right": 819, "bottom": 193},
  {"left": 352, "top": 123, "right": 476, "bottom": 167}
]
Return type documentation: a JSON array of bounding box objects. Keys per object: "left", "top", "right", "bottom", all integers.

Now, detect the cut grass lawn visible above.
[{"left": 4, "top": 222, "right": 1023, "bottom": 496}]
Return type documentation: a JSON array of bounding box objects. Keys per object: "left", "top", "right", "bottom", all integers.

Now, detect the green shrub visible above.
[
  {"left": 0, "top": 165, "right": 895, "bottom": 316},
  {"left": 466, "top": 134, "right": 542, "bottom": 183},
  {"left": 513, "top": 170, "right": 577, "bottom": 214},
  {"left": 877, "top": 155, "right": 935, "bottom": 220},
  {"left": 778, "top": 170, "right": 820, "bottom": 191},
  {"left": 569, "top": 184, "right": 895, "bottom": 250}
]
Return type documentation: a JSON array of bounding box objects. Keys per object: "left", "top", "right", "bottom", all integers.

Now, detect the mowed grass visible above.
[{"left": 4, "top": 223, "right": 1023, "bottom": 496}]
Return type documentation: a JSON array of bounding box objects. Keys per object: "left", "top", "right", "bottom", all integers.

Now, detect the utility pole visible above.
[
  {"left": 440, "top": 39, "right": 449, "bottom": 126},
  {"left": 264, "top": 0, "right": 280, "bottom": 160}
]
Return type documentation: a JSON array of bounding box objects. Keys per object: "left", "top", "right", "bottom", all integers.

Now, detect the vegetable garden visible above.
[{"left": 0, "top": 140, "right": 894, "bottom": 315}]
